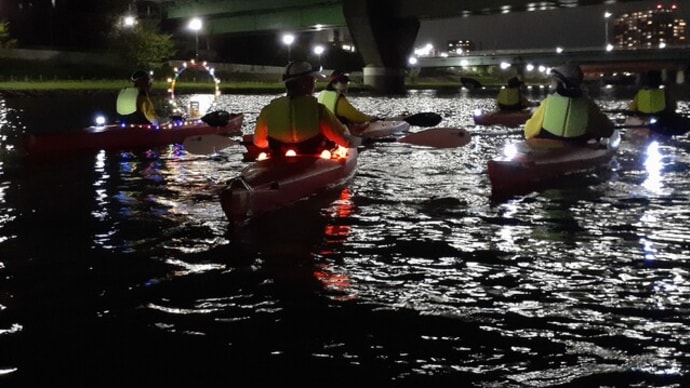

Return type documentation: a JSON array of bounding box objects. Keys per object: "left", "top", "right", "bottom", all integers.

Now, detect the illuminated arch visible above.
[{"left": 167, "top": 59, "right": 221, "bottom": 118}]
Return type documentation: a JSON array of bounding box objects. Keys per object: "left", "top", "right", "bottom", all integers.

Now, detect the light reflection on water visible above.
[{"left": 0, "top": 90, "right": 689, "bottom": 386}]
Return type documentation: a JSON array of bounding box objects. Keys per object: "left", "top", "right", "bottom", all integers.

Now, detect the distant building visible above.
[
  {"left": 613, "top": 3, "right": 687, "bottom": 48},
  {"left": 447, "top": 39, "right": 475, "bottom": 55}
]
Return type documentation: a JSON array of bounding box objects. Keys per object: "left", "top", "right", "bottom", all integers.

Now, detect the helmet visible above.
[
  {"left": 330, "top": 70, "right": 350, "bottom": 83},
  {"left": 130, "top": 70, "right": 151, "bottom": 83},
  {"left": 282, "top": 61, "right": 326, "bottom": 83},
  {"left": 507, "top": 77, "right": 523, "bottom": 88},
  {"left": 550, "top": 65, "right": 583, "bottom": 86}
]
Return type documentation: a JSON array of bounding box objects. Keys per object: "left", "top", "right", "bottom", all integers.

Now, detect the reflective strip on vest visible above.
[
  {"left": 116, "top": 87, "right": 139, "bottom": 115},
  {"left": 541, "top": 94, "right": 588, "bottom": 138},
  {"left": 497, "top": 88, "right": 521, "bottom": 106},
  {"left": 317, "top": 90, "right": 339, "bottom": 114},
  {"left": 265, "top": 96, "right": 321, "bottom": 143},
  {"left": 637, "top": 88, "right": 666, "bottom": 114}
]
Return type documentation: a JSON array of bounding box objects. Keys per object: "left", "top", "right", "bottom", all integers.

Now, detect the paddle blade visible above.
[
  {"left": 201, "top": 110, "right": 231, "bottom": 127},
  {"left": 397, "top": 127, "right": 471, "bottom": 148},
  {"left": 650, "top": 114, "right": 690, "bottom": 136},
  {"left": 183, "top": 134, "right": 238, "bottom": 154},
  {"left": 402, "top": 112, "right": 443, "bottom": 127}
]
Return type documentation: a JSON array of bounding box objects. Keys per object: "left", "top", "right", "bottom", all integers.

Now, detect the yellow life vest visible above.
[
  {"left": 116, "top": 87, "right": 139, "bottom": 115},
  {"left": 636, "top": 88, "right": 666, "bottom": 114},
  {"left": 541, "top": 94, "right": 589, "bottom": 138},
  {"left": 497, "top": 88, "right": 521, "bottom": 107},
  {"left": 264, "top": 96, "right": 321, "bottom": 143},
  {"left": 317, "top": 90, "right": 339, "bottom": 114}
]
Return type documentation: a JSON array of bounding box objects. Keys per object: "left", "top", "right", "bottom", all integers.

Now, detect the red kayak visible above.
[
  {"left": 218, "top": 124, "right": 471, "bottom": 227},
  {"left": 220, "top": 146, "right": 358, "bottom": 227},
  {"left": 23, "top": 111, "right": 244, "bottom": 158},
  {"left": 473, "top": 109, "right": 533, "bottom": 127},
  {"left": 488, "top": 132, "right": 620, "bottom": 196}
]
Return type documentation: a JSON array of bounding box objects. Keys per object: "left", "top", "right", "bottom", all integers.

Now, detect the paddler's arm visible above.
[
  {"left": 587, "top": 101, "right": 615, "bottom": 138},
  {"left": 335, "top": 95, "right": 377, "bottom": 123},
  {"left": 138, "top": 95, "right": 159, "bottom": 126},
  {"left": 628, "top": 92, "right": 640, "bottom": 112},
  {"left": 253, "top": 107, "right": 270, "bottom": 148},
  {"left": 318, "top": 104, "right": 362, "bottom": 148},
  {"left": 523, "top": 99, "right": 546, "bottom": 139}
]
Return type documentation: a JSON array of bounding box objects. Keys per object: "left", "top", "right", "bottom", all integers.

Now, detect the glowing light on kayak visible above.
[
  {"left": 94, "top": 115, "right": 106, "bottom": 127},
  {"left": 473, "top": 108, "right": 482, "bottom": 117},
  {"left": 502, "top": 143, "right": 519, "bottom": 160},
  {"left": 319, "top": 150, "right": 332, "bottom": 159},
  {"left": 168, "top": 59, "right": 220, "bottom": 118},
  {"left": 285, "top": 149, "right": 297, "bottom": 157},
  {"left": 256, "top": 152, "right": 268, "bottom": 161},
  {"left": 332, "top": 146, "right": 348, "bottom": 159}
]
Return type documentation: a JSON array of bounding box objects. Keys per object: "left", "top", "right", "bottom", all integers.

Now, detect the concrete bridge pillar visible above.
[
  {"left": 343, "top": 0, "right": 420, "bottom": 94},
  {"left": 675, "top": 68, "right": 685, "bottom": 84}
]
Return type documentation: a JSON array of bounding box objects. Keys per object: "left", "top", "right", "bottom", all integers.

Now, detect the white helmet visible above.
[{"left": 550, "top": 65, "right": 583, "bottom": 86}]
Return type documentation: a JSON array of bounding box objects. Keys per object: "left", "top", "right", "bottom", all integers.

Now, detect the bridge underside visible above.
[{"left": 159, "top": 0, "right": 662, "bottom": 92}]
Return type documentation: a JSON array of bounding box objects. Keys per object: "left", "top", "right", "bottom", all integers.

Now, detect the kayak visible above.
[
  {"left": 241, "top": 120, "right": 410, "bottom": 162},
  {"left": 473, "top": 108, "right": 533, "bottom": 127},
  {"left": 23, "top": 112, "right": 244, "bottom": 158},
  {"left": 220, "top": 145, "right": 358, "bottom": 227},
  {"left": 219, "top": 124, "right": 471, "bottom": 226},
  {"left": 487, "top": 132, "right": 620, "bottom": 196}
]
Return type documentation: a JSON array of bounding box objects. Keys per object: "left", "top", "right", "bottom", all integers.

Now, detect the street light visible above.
[
  {"left": 604, "top": 11, "right": 612, "bottom": 46},
  {"left": 282, "top": 33, "right": 295, "bottom": 61},
  {"left": 188, "top": 17, "right": 203, "bottom": 59},
  {"left": 122, "top": 15, "right": 136, "bottom": 28},
  {"left": 313, "top": 45, "right": 324, "bottom": 66}
]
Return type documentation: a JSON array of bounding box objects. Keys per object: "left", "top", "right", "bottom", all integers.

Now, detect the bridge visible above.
[
  {"left": 416, "top": 46, "right": 690, "bottom": 83},
  {"left": 156, "top": 0, "right": 682, "bottom": 92}
]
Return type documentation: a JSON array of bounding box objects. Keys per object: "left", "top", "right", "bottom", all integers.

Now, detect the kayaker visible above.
[
  {"left": 253, "top": 61, "right": 362, "bottom": 155},
  {"left": 116, "top": 70, "right": 160, "bottom": 126},
  {"left": 496, "top": 77, "right": 530, "bottom": 111},
  {"left": 629, "top": 70, "right": 677, "bottom": 116},
  {"left": 317, "top": 70, "right": 379, "bottom": 133},
  {"left": 524, "top": 64, "right": 614, "bottom": 143}
]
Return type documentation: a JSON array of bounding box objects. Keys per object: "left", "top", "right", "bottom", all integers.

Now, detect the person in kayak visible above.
[
  {"left": 496, "top": 77, "right": 531, "bottom": 111},
  {"left": 524, "top": 64, "right": 614, "bottom": 143},
  {"left": 629, "top": 70, "right": 677, "bottom": 116},
  {"left": 253, "top": 61, "right": 362, "bottom": 155},
  {"left": 116, "top": 70, "right": 160, "bottom": 126},
  {"left": 317, "top": 70, "right": 379, "bottom": 133}
]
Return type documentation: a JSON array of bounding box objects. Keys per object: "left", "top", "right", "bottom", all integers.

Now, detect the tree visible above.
[
  {"left": 109, "top": 19, "right": 175, "bottom": 71},
  {"left": 0, "top": 20, "right": 17, "bottom": 48}
]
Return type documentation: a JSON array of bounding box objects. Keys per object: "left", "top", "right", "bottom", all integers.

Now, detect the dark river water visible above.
[{"left": 1, "top": 85, "right": 690, "bottom": 387}]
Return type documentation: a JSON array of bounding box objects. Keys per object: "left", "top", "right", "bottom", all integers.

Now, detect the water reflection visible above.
[
  {"left": 1, "top": 91, "right": 690, "bottom": 386},
  {"left": 642, "top": 140, "right": 663, "bottom": 194}
]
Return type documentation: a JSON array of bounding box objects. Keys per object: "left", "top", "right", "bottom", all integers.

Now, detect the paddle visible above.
[
  {"left": 385, "top": 112, "right": 442, "bottom": 127},
  {"left": 608, "top": 111, "right": 690, "bottom": 137},
  {"left": 183, "top": 127, "right": 471, "bottom": 155}
]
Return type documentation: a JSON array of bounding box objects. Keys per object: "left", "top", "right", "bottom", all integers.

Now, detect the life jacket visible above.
[
  {"left": 541, "top": 94, "right": 588, "bottom": 138},
  {"left": 497, "top": 88, "right": 522, "bottom": 109},
  {"left": 116, "top": 87, "right": 138, "bottom": 115},
  {"left": 117, "top": 88, "right": 154, "bottom": 125},
  {"left": 317, "top": 90, "right": 339, "bottom": 115},
  {"left": 264, "top": 95, "right": 321, "bottom": 144},
  {"left": 635, "top": 88, "right": 666, "bottom": 114}
]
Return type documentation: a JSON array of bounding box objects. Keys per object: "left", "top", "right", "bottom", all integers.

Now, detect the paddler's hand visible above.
[{"left": 348, "top": 136, "right": 363, "bottom": 148}]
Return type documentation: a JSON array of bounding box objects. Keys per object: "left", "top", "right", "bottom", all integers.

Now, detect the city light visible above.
[
  {"left": 313, "top": 45, "right": 324, "bottom": 66},
  {"left": 188, "top": 17, "right": 203, "bottom": 59},
  {"left": 282, "top": 33, "right": 295, "bottom": 61}
]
